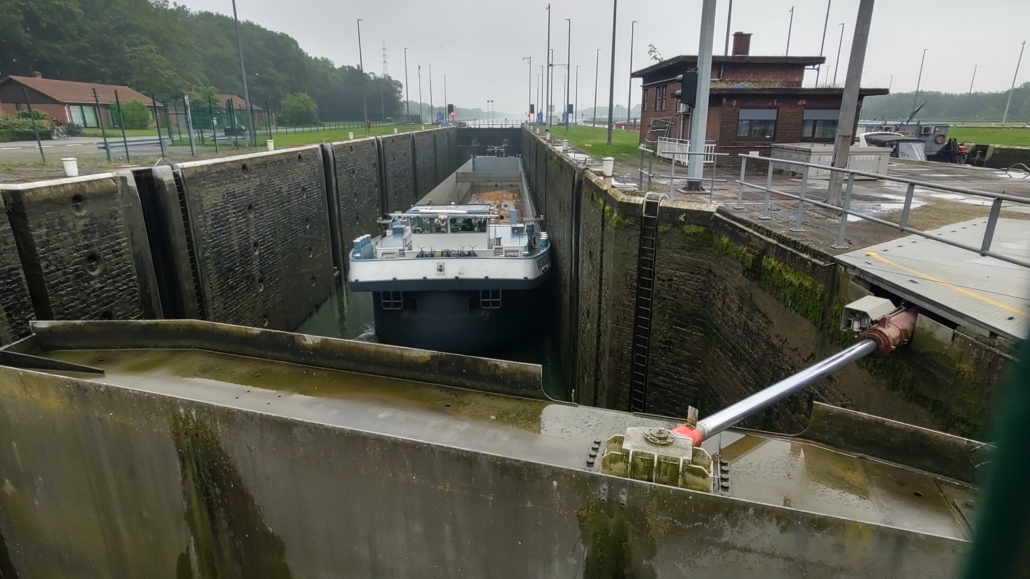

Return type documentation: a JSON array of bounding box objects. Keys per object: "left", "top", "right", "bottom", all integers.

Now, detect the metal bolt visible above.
[
  {"left": 720, "top": 482, "right": 730, "bottom": 491},
  {"left": 588, "top": 451, "right": 597, "bottom": 458},
  {"left": 964, "top": 500, "right": 975, "bottom": 509},
  {"left": 586, "top": 459, "right": 595, "bottom": 467},
  {"left": 720, "top": 473, "right": 730, "bottom": 481},
  {"left": 593, "top": 439, "right": 602, "bottom": 445}
]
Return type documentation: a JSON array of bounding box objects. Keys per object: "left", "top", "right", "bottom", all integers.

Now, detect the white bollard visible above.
[
  {"left": 266, "top": 140, "right": 275, "bottom": 151},
  {"left": 562, "top": 139, "right": 569, "bottom": 151},
  {"left": 348, "top": 132, "right": 354, "bottom": 140},
  {"left": 61, "top": 158, "right": 78, "bottom": 177},
  {"left": 602, "top": 157, "right": 614, "bottom": 178},
  {"left": 421, "top": 125, "right": 425, "bottom": 130},
  {"left": 394, "top": 128, "right": 398, "bottom": 134}
]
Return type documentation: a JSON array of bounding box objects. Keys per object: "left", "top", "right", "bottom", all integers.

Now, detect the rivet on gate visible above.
[{"left": 619, "top": 488, "right": 628, "bottom": 507}]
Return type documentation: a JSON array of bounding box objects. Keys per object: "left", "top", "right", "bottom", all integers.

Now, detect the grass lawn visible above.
[
  {"left": 82, "top": 128, "right": 159, "bottom": 138},
  {"left": 551, "top": 125, "right": 642, "bottom": 157},
  {"left": 947, "top": 126, "right": 1030, "bottom": 147},
  {"left": 173, "top": 124, "right": 432, "bottom": 149}
]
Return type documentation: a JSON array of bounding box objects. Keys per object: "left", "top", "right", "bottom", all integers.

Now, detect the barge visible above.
[{"left": 347, "top": 156, "right": 550, "bottom": 354}]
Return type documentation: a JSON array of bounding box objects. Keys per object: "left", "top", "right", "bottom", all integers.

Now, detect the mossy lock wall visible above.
[{"left": 522, "top": 127, "right": 1014, "bottom": 439}]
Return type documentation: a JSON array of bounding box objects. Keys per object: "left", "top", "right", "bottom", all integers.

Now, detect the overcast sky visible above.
[{"left": 179, "top": 0, "right": 1028, "bottom": 116}]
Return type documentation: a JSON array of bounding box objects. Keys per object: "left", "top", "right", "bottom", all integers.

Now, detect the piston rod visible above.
[
  {"left": 696, "top": 338, "right": 876, "bottom": 440},
  {"left": 674, "top": 307, "right": 918, "bottom": 444}
]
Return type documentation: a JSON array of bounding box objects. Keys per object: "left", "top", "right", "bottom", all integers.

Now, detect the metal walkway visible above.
[{"left": 836, "top": 217, "right": 1030, "bottom": 341}]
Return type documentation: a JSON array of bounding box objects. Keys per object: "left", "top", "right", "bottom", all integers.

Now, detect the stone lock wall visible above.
[
  {"left": 379, "top": 133, "right": 416, "bottom": 212},
  {"left": 0, "top": 196, "right": 34, "bottom": 345},
  {"left": 522, "top": 126, "right": 1016, "bottom": 439},
  {"left": 0, "top": 173, "right": 161, "bottom": 326},
  {"left": 175, "top": 146, "right": 334, "bottom": 331},
  {"left": 328, "top": 137, "right": 383, "bottom": 274},
  {"left": 413, "top": 130, "right": 438, "bottom": 199}
]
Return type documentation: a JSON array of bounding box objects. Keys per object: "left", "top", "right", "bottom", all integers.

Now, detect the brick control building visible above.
[
  {"left": 632, "top": 32, "right": 888, "bottom": 158},
  {"left": 0, "top": 73, "right": 163, "bottom": 128}
]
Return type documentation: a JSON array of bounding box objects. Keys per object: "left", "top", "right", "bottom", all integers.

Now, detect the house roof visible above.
[
  {"left": 215, "top": 94, "right": 262, "bottom": 111},
  {"left": 632, "top": 55, "right": 826, "bottom": 78},
  {"left": 0, "top": 75, "right": 159, "bottom": 106},
  {"left": 711, "top": 87, "right": 890, "bottom": 97}
]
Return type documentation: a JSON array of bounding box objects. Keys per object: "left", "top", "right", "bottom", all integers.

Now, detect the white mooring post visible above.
[{"left": 266, "top": 140, "right": 274, "bottom": 151}]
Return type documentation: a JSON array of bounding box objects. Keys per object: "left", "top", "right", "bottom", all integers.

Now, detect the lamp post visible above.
[
  {"left": 575, "top": 64, "right": 579, "bottom": 127},
  {"left": 357, "top": 19, "right": 369, "bottom": 131},
  {"left": 417, "top": 65, "right": 423, "bottom": 123},
  {"left": 913, "top": 48, "right": 927, "bottom": 111},
  {"left": 815, "top": 0, "right": 831, "bottom": 86},
  {"left": 832, "top": 22, "right": 845, "bottom": 85},
  {"left": 523, "top": 57, "right": 532, "bottom": 119},
  {"left": 565, "top": 18, "right": 571, "bottom": 132},
  {"left": 785, "top": 6, "right": 794, "bottom": 56},
  {"left": 404, "top": 48, "right": 410, "bottom": 122},
  {"left": 968, "top": 64, "right": 977, "bottom": 95},
  {"left": 230, "top": 0, "right": 255, "bottom": 144},
  {"left": 593, "top": 48, "right": 600, "bottom": 126},
  {"left": 627, "top": 20, "right": 636, "bottom": 127},
  {"left": 428, "top": 64, "right": 434, "bottom": 122},
  {"left": 444, "top": 74, "right": 448, "bottom": 122},
  {"left": 606, "top": 0, "right": 618, "bottom": 145},
  {"left": 546, "top": 4, "right": 552, "bottom": 128},
  {"left": 1002, "top": 41, "right": 1026, "bottom": 126}
]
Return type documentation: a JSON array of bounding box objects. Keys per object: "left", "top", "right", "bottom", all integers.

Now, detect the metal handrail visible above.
[
  {"left": 734, "top": 154, "right": 1030, "bottom": 269},
  {"left": 639, "top": 146, "right": 730, "bottom": 203}
]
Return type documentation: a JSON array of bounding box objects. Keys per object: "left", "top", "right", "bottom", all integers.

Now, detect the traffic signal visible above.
[
  {"left": 567, "top": 104, "right": 574, "bottom": 114},
  {"left": 529, "top": 104, "right": 535, "bottom": 114},
  {"left": 447, "top": 104, "right": 454, "bottom": 116},
  {"left": 673, "top": 72, "right": 699, "bottom": 108}
]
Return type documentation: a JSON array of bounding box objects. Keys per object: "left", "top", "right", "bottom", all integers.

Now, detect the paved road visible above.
[{"left": 0, "top": 136, "right": 168, "bottom": 163}]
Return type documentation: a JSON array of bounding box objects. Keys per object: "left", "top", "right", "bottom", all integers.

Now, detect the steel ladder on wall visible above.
[{"left": 629, "top": 192, "right": 666, "bottom": 413}]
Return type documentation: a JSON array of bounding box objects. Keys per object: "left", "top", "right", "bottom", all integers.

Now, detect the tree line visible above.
[
  {"left": 861, "top": 83, "right": 1030, "bottom": 122},
  {"left": 0, "top": 0, "right": 403, "bottom": 121}
]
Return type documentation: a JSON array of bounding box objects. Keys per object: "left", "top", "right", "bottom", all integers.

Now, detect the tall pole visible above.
[
  {"left": 786, "top": 6, "right": 794, "bottom": 56},
  {"left": 968, "top": 64, "right": 977, "bottom": 95},
  {"left": 428, "top": 64, "right": 434, "bottom": 122},
  {"left": 913, "top": 48, "right": 927, "bottom": 111},
  {"left": 606, "top": 0, "right": 618, "bottom": 145},
  {"left": 833, "top": 22, "right": 845, "bottom": 85},
  {"left": 575, "top": 64, "right": 580, "bottom": 126},
  {"left": 593, "top": 48, "right": 600, "bottom": 126},
  {"left": 686, "top": 0, "right": 717, "bottom": 191},
  {"left": 524, "top": 57, "right": 532, "bottom": 119},
  {"left": 357, "top": 19, "right": 369, "bottom": 132},
  {"left": 826, "top": 0, "right": 875, "bottom": 207},
  {"left": 724, "top": 0, "right": 733, "bottom": 56},
  {"left": 404, "top": 48, "right": 411, "bottom": 122},
  {"left": 565, "top": 18, "right": 571, "bottom": 132},
  {"left": 627, "top": 20, "right": 637, "bottom": 127},
  {"left": 231, "top": 0, "right": 255, "bottom": 141},
  {"left": 444, "top": 74, "right": 448, "bottom": 120},
  {"left": 815, "top": 0, "right": 831, "bottom": 86},
  {"left": 417, "top": 65, "right": 423, "bottom": 123},
  {"left": 546, "top": 4, "right": 552, "bottom": 128},
  {"left": 1002, "top": 41, "right": 1026, "bottom": 126}
]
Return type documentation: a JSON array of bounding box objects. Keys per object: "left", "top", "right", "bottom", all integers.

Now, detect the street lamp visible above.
[
  {"left": 428, "top": 64, "right": 434, "bottom": 123},
  {"left": 230, "top": 0, "right": 255, "bottom": 144},
  {"left": 357, "top": 19, "right": 369, "bottom": 131},
  {"left": 404, "top": 48, "right": 410, "bottom": 123},
  {"left": 523, "top": 57, "right": 532, "bottom": 120},
  {"left": 913, "top": 48, "right": 928, "bottom": 111},
  {"left": 593, "top": 48, "right": 600, "bottom": 126},
  {"left": 606, "top": 0, "right": 618, "bottom": 145},
  {"left": 832, "top": 22, "right": 845, "bottom": 86},
  {"left": 417, "top": 65, "right": 423, "bottom": 123},
  {"left": 565, "top": 18, "right": 571, "bottom": 132},
  {"left": 627, "top": 20, "right": 636, "bottom": 127}
]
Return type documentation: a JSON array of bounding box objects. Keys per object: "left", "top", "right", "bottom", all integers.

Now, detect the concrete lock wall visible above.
[
  {"left": 0, "top": 173, "right": 162, "bottom": 326},
  {"left": 174, "top": 147, "right": 334, "bottom": 332},
  {"left": 522, "top": 127, "right": 1016, "bottom": 439},
  {"left": 412, "top": 130, "right": 438, "bottom": 199},
  {"left": 0, "top": 196, "right": 34, "bottom": 345},
  {"left": 326, "top": 137, "right": 383, "bottom": 275},
  {"left": 379, "top": 133, "right": 416, "bottom": 212},
  {"left": 0, "top": 366, "right": 965, "bottom": 579}
]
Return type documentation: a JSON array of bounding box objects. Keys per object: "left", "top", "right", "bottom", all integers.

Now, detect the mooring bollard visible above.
[
  {"left": 602, "top": 157, "right": 614, "bottom": 178},
  {"left": 61, "top": 158, "right": 79, "bottom": 177},
  {"left": 394, "top": 128, "right": 398, "bottom": 134},
  {"left": 266, "top": 140, "right": 275, "bottom": 151},
  {"left": 348, "top": 132, "right": 354, "bottom": 140}
]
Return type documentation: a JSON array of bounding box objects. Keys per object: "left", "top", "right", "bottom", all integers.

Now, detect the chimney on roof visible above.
[
  {"left": 31, "top": 71, "right": 43, "bottom": 78},
  {"left": 731, "top": 32, "right": 751, "bottom": 56}
]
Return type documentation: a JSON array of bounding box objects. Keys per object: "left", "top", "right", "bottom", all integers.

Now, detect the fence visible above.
[
  {"left": 639, "top": 145, "right": 729, "bottom": 203},
  {"left": 734, "top": 154, "right": 1030, "bottom": 269},
  {"left": 656, "top": 137, "right": 718, "bottom": 166}
]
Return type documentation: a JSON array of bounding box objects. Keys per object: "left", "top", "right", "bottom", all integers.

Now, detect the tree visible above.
[
  {"left": 279, "top": 93, "right": 318, "bottom": 126},
  {"left": 113, "top": 99, "right": 151, "bottom": 130},
  {"left": 127, "top": 44, "right": 188, "bottom": 100}
]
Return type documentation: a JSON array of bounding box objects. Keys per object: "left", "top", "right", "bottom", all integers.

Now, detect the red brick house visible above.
[
  {"left": 0, "top": 73, "right": 164, "bottom": 128},
  {"left": 632, "top": 32, "right": 889, "bottom": 158}
]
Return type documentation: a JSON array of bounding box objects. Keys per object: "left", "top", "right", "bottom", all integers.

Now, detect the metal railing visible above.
[
  {"left": 734, "top": 154, "right": 1030, "bottom": 269},
  {"left": 656, "top": 137, "right": 718, "bottom": 166},
  {"left": 640, "top": 146, "right": 729, "bottom": 203}
]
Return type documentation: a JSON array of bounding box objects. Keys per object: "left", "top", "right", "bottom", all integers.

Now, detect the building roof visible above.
[
  {"left": 632, "top": 55, "right": 826, "bottom": 78},
  {"left": 0, "top": 75, "right": 158, "bottom": 106}
]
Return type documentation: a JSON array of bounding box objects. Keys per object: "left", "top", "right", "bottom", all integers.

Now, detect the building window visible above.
[
  {"left": 736, "top": 108, "right": 777, "bottom": 139},
  {"left": 657, "top": 85, "right": 667, "bottom": 111},
  {"left": 69, "top": 105, "right": 100, "bottom": 128},
  {"left": 802, "top": 109, "right": 838, "bottom": 140},
  {"left": 641, "top": 88, "right": 648, "bottom": 112}
]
